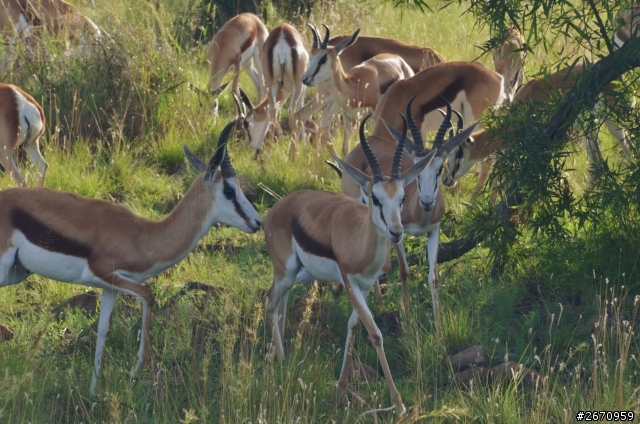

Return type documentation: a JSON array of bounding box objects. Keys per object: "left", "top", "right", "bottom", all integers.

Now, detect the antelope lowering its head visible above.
[
  {"left": 372, "top": 61, "right": 505, "bottom": 142},
  {"left": 0, "top": 121, "right": 261, "bottom": 396},
  {"left": 493, "top": 27, "right": 526, "bottom": 103},
  {"left": 207, "top": 13, "right": 269, "bottom": 99},
  {"left": 442, "top": 63, "right": 634, "bottom": 190},
  {"left": 27, "top": 0, "right": 107, "bottom": 44},
  {"left": 236, "top": 23, "right": 308, "bottom": 157},
  {"left": 263, "top": 115, "right": 435, "bottom": 415},
  {"left": 302, "top": 24, "right": 414, "bottom": 156},
  {"left": 0, "top": 83, "right": 47, "bottom": 187},
  {"left": 342, "top": 98, "right": 476, "bottom": 337}
]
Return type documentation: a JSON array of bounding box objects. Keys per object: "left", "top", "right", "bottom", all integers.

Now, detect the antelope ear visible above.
[
  {"left": 382, "top": 118, "right": 416, "bottom": 156},
  {"left": 334, "top": 28, "right": 360, "bottom": 56},
  {"left": 400, "top": 149, "right": 437, "bottom": 186},
  {"left": 183, "top": 145, "right": 207, "bottom": 172},
  {"left": 439, "top": 123, "right": 478, "bottom": 157},
  {"left": 329, "top": 151, "right": 371, "bottom": 188}
]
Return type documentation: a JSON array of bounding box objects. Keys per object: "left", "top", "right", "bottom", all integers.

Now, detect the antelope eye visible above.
[
  {"left": 456, "top": 147, "right": 464, "bottom": 159},
  {"left": 371, "top": 195, "right": 381, "bottom": 207},
  {"left": 318, "top": 55, "right": 327, "bottom": 66},
  {"left": 437, "top": 166, "right": 443, "bottom": 177},
  {"left": 243, "top": 120, "right": 249, "bottom": 129},
  {"left": 401, "top": 195, "right": 406, "bottom": 204},
  {"left": 223, "top": 188, "right": 236, "bottom": 200}
]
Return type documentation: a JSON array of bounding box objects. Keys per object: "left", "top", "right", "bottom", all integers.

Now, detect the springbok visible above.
[
  {"left": 207, "top": 12, "right": 268, "bottom": 101},
  {"left": 442, "top": 63, "right": 634, "bottom": 191},
  {"left": 341, "top": 98, "right": 476, "bottom": 338},
  {"left": 263, "top": 115, "right": 434, "bottom": 415},
  {"left": 0, "top": 83, "right": 48, "bottom": 187},
  {"left": 27, "top": 0, "right": 106, "bottom": 44},
  {"left": 302, "top": 25, "right": 415, "bottom": 156},
  {"left": 237, "top": 23, "right": 308, "bottom": 157},
  {"left": 614, "top": 3, "right": 640, "bottom": 47},
  {"left": 493, "top": 27, "right": 526, "bottom": 102},
  {"left": 295, "top": 30, "right": 445, "bottom": 141},
  {"left": 0, "top": 0, "right": 40, "bottom": 71},
  {"left": 371, "top": 61, "right": 505, "bottom": 143},
  {"left": 0, "top": 121, "right": 261, "bottom": 395}
]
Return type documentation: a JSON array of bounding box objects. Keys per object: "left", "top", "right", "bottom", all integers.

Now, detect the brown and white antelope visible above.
[
  {"left": 371, "top": 61, "right": 505, "bottom": 143},
  {"left": 302, "top": 25, "right": 415, "bottom": 156},
  {"left": 295, "top": 31, "right": 445, "bottom": 134},
  {"left": 0, "top": 121, "right": 261, "bottom": 396},
  {"left": 27, "top": 0, "right": 106, "bottom": 44},
  {"left": 442, "top": 63, "right": 634, "bottom": 190},
  {"left": 0, "top": 83, "right": 48, "bottom": 187},
  {"left": 0, "top": 0, "right": 38, "bottom": 37},
  {"left": 237, "top": 23, "right": 308, "bottom": 156},
  {"left": 614, "top": 3, "right": 640, "bottom": 47},
  {"left": 493, "top": 27, "right": 526, "bottom": 102},
  {"left": 207, "top": 13, "right": 268, "bottom": 101},
  {"left": 263, "top": 115, "right": 435, "bottom": 415},
  {"left": 341, "top": 98, "right": 476, "bottom": 337}
]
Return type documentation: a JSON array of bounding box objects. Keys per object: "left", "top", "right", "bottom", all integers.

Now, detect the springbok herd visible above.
[{"left": 0, "top": 2, "right": 638, "bottom": 414}]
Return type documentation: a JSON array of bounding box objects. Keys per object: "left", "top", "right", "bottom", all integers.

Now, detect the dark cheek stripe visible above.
[{"left": 224, "top": 180, "right": 251, "bottom": 225}]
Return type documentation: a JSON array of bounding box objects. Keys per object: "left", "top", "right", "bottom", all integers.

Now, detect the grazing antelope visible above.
[
  {"left": 442, "top": 63, "right": 633, "bottom": 190},
  {"left": 493, "top": 27, "right": 526, "bottom": 102},
  {"left": 0, "top": 0, "right": 39, "bottom": 36},
  {"left": 302, "top": 25, "right": 415, "bottom": 156},
  {"left": 371, "top": 61, "right": 505, "bottom": 143},
  {"left": 614, "top": 3, "right": 640, "bottom": 47},
  {"left": 0, "top": 121, "right": 261, "bottom": 395},
  {"left": 295, "top": 31, "right": 445, "bottom": 137},
  {"left": 237, "top": 23, "right": 308, "bottom": 157},
  {"left": 27, "top": 0, "right": 105, "bottom": 43},
  {"left": 207, "top": 13, "right": 268, "bottom": 101},
  {"left": 0, "top": 83, "right": 48, "bottom": 187},
  {"left": 341, "top": 98, "right": 476, "bottom": 337},
  {"left": 263, "top": 115, "right": 435, "bottom": 415}
]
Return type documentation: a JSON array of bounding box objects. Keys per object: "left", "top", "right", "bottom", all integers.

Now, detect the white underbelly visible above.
[{"left": 292, "top": 238, "right": 341, "bottom": 283}]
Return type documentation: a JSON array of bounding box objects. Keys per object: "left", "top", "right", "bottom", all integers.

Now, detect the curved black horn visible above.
[
  {"left": 239, "top": 88, "right": 255, "bottom": 112},
  {"left": 307, "top": 23, "right": 319, "bottom": 49},
  {"left": 359, "top": 114, "right": 384, "bottom": 183},
  {"left": 390, "top": 114, "right": 408, "bottom": 181},
  {"left": 231, "top": 92, "right": 244, "bottom": 118},
  {"left": 452, "top": 109, "right": 464, "bottom": 134},
  {"left": 205, "top": 121, "right": 235, "bottom": 179},
  {"left": 321, "top": 24, "right": 330, "bottom": 49},
  {"left": 407, "top": 96, "right": 427, "bottom": 157},
  {"left": 218, "top": 121, "right": 237, "bottom": 178},
  {"left": 433, "top": 95, "right": 452, "bottom": 150}
]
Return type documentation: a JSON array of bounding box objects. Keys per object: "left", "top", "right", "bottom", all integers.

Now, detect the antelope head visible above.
[
  {"left": 302, "top": 24, "right": 360, "bottom": 87},
  {"left": 183, "top": 121, "right": 262, "bottom": 233},
  {"left": 441, "top": 109, "right": 477, "bottom": 188},
  {"left": 333, "top": 114, "right": 436, "bottom": 243},
  {"left": 237, "top": 88, "right": 269, "bottom": 151},
  {"left": 384, "top": 97, "right": 477, "bottom": 209}
]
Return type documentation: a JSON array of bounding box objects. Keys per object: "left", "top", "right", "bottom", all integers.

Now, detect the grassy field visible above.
[{"left": 0, "top": 0, "right": 639, "bottom": 422}]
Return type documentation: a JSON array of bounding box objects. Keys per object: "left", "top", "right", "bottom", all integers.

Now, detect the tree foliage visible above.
[{"left": 389, "top": 0, "right": 640, "bottom": 270}]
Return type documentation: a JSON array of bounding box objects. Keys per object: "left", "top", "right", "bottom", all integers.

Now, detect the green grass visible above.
[{"left": 0, "top": 0, "right": 638, "bottom": 422}]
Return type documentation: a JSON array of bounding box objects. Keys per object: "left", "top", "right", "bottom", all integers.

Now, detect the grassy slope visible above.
[{"left": 0, "top": 0, "right": 638, "bottom": 422}]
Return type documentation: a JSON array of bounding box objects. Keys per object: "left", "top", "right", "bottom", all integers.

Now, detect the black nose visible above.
[
  {"left": 389, "top": 230, "right": 402, "bottom": 239},
  {"left": 255, "top": 219, "right": 262, "bottom": 228}
]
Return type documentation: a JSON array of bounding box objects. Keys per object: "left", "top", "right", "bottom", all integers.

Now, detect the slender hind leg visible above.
[{"left": 22, "top": 137, "right": 48, "bottom": 187}]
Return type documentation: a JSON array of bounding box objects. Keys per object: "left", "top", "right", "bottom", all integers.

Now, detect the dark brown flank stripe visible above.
[
  {"left": 12, "top": 208, "right": 92, "bottom": 257},
  {"left": 292, "top": 218, "right": 336, "bottom": 261},
  {"left": 240, "top": 26, "right": 257, "bottom": 53},
  {"left": 282, "top": 28, "right": 298, "bottom": 81},
  {"left": 379, "top": 78, "right": 398, "bottom": 95},
  {"left": 224, "top": 180, "right": 251, "bottom": 225},
  {"left": 419, "top": 76, "right": 466, "bottom": 116}
]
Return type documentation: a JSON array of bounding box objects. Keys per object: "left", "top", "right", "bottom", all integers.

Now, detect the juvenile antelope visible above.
[
  {"left": 238, "top": 23, "right": 308, "bottom": 156},
  {"left": 342, "top": 98, "right": 476, "bottom": 337},
  {"left": 372, "top": 61, "right": 505, "bottom": 142},
  {"left": 0, "top": 83, "right": 48, "bottom": 187},
  {"left": 0, "top": 121, "right": 261, "bottom": 395},
  {"left": 263, "top": 115, "right": 435, "bottom": 415},
  {"left": 442, "top": 64, "right": 633, "bottom": 190},
  {"left": 493, "top": 27, "right": 526, "bottom": 102},
  {"left": 302, "top": 25, "right": 414, "bottom": 156},
  {"left": 207, "top": 13, "right": 268, "bottom": 100}
]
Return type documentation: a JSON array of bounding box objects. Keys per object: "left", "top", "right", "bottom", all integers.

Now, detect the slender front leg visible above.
[
  {"left": 342, "top": 110, "right": 352, "bottom": 157},
  {"left": 475, "top": 157, "right": 493, "bottom": 195},
  {"left": 426, "top": 224, "right": 443, "bottom": 340},
  {"left": 337, "top": 308, "right": 360, "bottom": 397},
  {"left": 393, "top": 242, "right": 411, "bottom": 314},
  {"left": 341, "top": 272, "right": 405, "bottom": 415},
  {"left": 0, "top": 150, "right": 26, "bottom": 187},
  {"left": 91, "top": 289, "right": 118, "bottom": 396},
  {"left": 22, "top": 138, "right": 49, "bottom": 187}
]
